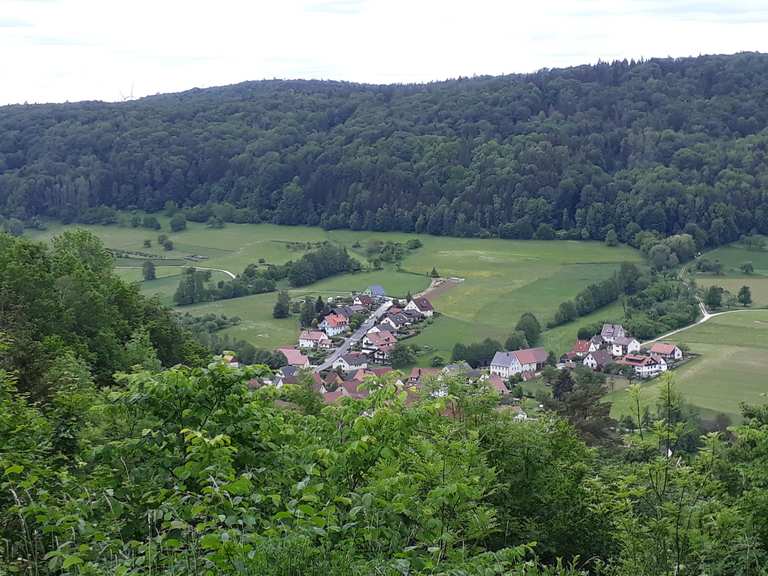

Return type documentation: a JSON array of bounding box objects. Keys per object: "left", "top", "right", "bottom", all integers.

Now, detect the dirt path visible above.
[
  {"left": 116, "top": 265, "right": 236, "bottom": 279},
  {"left": 414, "top": 276, "right": 464, "bottom": 300},
  {"left": 642, "top": 265, "right": 764, "bottom": 345}
]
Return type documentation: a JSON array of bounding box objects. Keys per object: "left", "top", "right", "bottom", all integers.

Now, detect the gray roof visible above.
[
  {"left": 587, "top": 350, "right": 613, "bottom": 367},
  {"left": 614, "top": 336, "right": 637, "bottom": 346},
  {"left": 442, "top": 361, "right": 472, "bottom": 374},
  {"left": 490, "top": 351, "right": 520, "bottom": 368}
]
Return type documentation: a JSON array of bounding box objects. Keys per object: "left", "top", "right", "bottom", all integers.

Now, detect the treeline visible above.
[
  {"left": 173, "top": 244, "right": 360, "bottom": 305},
  {"left": 548, "top": 262, "right": 643, "bottom": 327},
  {"left": 3, "top": 54, "right": 768, "bottom": 247}
]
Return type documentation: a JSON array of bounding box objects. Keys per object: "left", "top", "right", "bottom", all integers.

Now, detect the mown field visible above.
[
  {"left": 28, "top": 219, "right": 641, "bottom": 352},
  {"left": 606, "top": 310, "right": 768, "bottom": 422},
  {"left": 695, "top": 241, "right": 768, "bottom": 276},
  {"left": 696, "top": 276, "right": 768, "bottom": 309}
]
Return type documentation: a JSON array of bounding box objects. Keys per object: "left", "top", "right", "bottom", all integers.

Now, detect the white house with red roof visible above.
[
  {"left": 405, "top": 296, "right": 434, "bottom": 318},
  {"left": 298, "top": 330, "right": 332, "bottom": 350},
  {"left": 319, "top": 313, "right": 349, "bottom": 337},
  {"left": 489, "top": 347, "right": 548, "bottom": 378},
  {"left": 616, "top": 354, "right": 668, "bottom": 378},
  {"left": 649, "top": 342, "right": 683, "bottom": 361}
]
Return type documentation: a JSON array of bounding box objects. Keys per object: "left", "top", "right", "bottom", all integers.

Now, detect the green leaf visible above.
[
  {"left": 62, "top": 555, "right": 83, "bottom": 569},
  {"left": 199, "top": 533, "right": 221, "bottom": 550},
  {"left": 4, "top": 464, "right": 23, "bottom": 476}
]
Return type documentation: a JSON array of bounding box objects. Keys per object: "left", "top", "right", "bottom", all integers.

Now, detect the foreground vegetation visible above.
[{"left": 3, "top": 229, "right": 768, "bottom": 574}]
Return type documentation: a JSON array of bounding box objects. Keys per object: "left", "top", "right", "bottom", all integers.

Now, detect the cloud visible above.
[{"left": 0, "top": 17, "right": 31, "bottom": 27}]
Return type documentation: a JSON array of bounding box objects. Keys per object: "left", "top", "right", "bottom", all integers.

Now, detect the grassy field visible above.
[
  {"left": 29, "top": 220, "right": 642, "bottom": 353},
  {"left": 696, "top": 276, "right": 768, "bottom": 309},
  {"left": 606, "top": 310, "right": 768, "bottom": 422},
  {"left": 695, "top": 241, "right": 768, "bottom": 276}
]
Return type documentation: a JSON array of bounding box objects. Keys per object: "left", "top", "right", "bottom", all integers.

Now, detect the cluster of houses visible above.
[
  {"left": 266, "top": 359, "right": 525, "bottom": 417},
  {"left": 560, "top": 323, "right": 684, "bottom": 379},
  {"left": 270, "top": 286, "right": 436, "bottom": 392}
]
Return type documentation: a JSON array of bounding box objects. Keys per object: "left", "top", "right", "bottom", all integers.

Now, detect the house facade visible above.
[
  {"left": 298, "top": 330, "right": 331, "bottom": 350},
  {"left": 320, "top": 313, "right": 349, "bottom": 337},
  {"left": 332, "top": 352, "right": 368, "bottom": 372},
  {"left": 649, "top": 343, "right": 683, "bottom": 361},
  {"left": 489, "top": 351, "right": 522, "bottom": 378},
  {"left": 583, "top": 349, "right": 613, "bottom": 370},
  {"left": 618, "top": 354, "right": 668, "bottom": 378},
  {"left": 405, "top": 296, "right": 434, "bottom": 318},
  {"left": 611, "top": 336, "right": 641, "bottom": 357},
  {"left": 600, "top": 323, "right": 626, "bottom": 343}
]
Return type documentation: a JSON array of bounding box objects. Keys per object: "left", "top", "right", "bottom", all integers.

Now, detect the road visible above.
[
  {"left": 641, "top": 266, "right": 762, "bottom": 345},
  {"left": 116, "top": 265, "right": 237, "bottom": 279},
  {"left": 314, "top": 299, "right": 393, "bottom": 372}
]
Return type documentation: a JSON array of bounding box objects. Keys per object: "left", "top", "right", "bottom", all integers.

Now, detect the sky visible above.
[{"left": 1, "top": 0, "right": 768, "bottom": 105}]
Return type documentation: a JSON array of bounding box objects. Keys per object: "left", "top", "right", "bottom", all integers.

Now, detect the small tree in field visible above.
[
  {"left": 273, "top": 291, "right": 291, "bottom": 319},
  {"left": 738, "top": 285, "right": 752, "bottom": 307},
  {"left": 430, "top": 267, "right": 439, "bottom": 278},
  {"left": 740, "top": 261, "right": 754, "bottom": 275},
  {"left": 142, "top": 260, "right": 156, "bottom": 281}
]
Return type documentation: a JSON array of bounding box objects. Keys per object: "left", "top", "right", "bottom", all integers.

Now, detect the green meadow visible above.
[
  {"left": 695, "top": 240, "right": 768, "bottom": 276},
  {"left": 696, "top": 276, "right": 768, "bottom": 309},
  {"left": 28, "top": 220, "right": 642, "bottom": 352},
  {"left": 606, "top": 310, "right": 768, "bottom": 422}
]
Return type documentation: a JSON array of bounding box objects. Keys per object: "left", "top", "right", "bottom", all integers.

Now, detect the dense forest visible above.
[{"left": 2, "top": 53, "right": 768, "bottom": 247}]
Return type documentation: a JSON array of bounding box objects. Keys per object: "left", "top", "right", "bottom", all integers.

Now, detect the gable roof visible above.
[
  {"left": 601, "top": 323, "right": 625, "bottom": 338},
  {"left": 366, "top": 331, "right": 397, "bottom": 347},
  {"left": 277, "top": 348, "right": 309, "bottom": 366},
  {"left": 618, "top": 354, "right": 665, "bottom": 367},
  {"left": 650, "top": 342, "right": 679, "bottom": 355},
  {"left": 487, "top": 373, "right": 508, "bottom": 394},
  {"left": 491, "top": 351, "right": 520, "bottom": 369},
  {"left": 411, "top": 296, "right": 434, "bottom": 311},
  {"left": 614, "top": 336, "right": 638, "bottom": 346},
  {"left": 340, "top": 352, "right": 367, "bottom": 366},
  {"left": 408, "top": 367, "right": 441, "bottom": 383},
  {"left": 300, "top": 330, "right": 329, "bottom": 342},
  {"left": 586, "top": 349, "right": 613, "bottom": 367},
  {"left": 514, "top": 347, "right": 548, "bottom": 365},
  {"left": 572, "top": 340, "right": 591, "bottom": 354},
  {"left": 323, "top": 313, "right": 348, "bottom": 327}
]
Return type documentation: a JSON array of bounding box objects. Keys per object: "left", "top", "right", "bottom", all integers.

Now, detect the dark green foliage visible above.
[
  {"left": 605, "top": 229, "right": 618, "bottom": 246},
  {"left": 738, "top": 285, "right": 752, "bottom": 307},
  {"left": 741, "top": 261, "right": 754, "bottom": 274},
  {"left": 169, "top": 212, "right": 187, "bottom": 232},
  {"left": 515, "top": 312, "right": 541, "bottom": 345},
  {"left": 452, "top": 338, "right": 503, "bottom": 367},
  {"left": 173, "top": 267, "right": 212, "bottom": 305},
  {"left": 704, "top": 285, "right": 724, "bottom": 309},
  {"left": 504, "top": 330, "right": 528, "bottom": 351},
  {"left": 0, "top": 231, "right": 205, "bottom": 394},
  {"left": 142, "top": 259, "right": 156, "bottom": 280},
  {"left": 272, "top": 290, "right": 290, "bottom": 318},
  {"left": 390, "top": 343, "right": 416, "bottom": 368}
]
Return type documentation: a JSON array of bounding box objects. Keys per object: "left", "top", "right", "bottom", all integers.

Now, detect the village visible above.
[{"left": 238, "top": 283, "right": 688, "bottom": 410}]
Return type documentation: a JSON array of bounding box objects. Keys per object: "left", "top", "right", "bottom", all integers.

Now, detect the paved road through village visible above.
[{"left": 314, "top": 299, "right": 393, "bottom": 372}]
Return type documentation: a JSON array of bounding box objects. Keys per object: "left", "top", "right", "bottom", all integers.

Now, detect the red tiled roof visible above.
[
  {"left": 300, "top": 330, "right": 329, "bottom": 342},
  {"left": 487, "top": 373, "right": 508, "bottom": 394},
  {"left": 322, "top": 390, "right": 344, "bottom": 404},
  {"left": 323, "top": 313, "right": 348, "bottom": 327},
  {"left": 572, "top": 340, "right": 590, "bottom": 354},
  {"left": 277, "top": 348, "right": 309, "bottom": 366},
  {"left": 514, "top": 347, "right": 548, "bottom": 365},
  {"left": 650, "top": 343, "right": 678, "bottom": 355}
]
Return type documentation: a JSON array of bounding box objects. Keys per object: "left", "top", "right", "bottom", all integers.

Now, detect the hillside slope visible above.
[{"left": 2, "top": 52, "right": 768, "bottom": 246}]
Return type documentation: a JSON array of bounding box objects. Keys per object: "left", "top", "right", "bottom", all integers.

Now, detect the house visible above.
[
  {"left": 277, "top": 348, "right": 310, "bottom": 368},
  {"left": 322, "top": 389, "right": 344, "bottom": 404},
  {"left": 649, "top": 343, "right": 683, "bottom": 361},
  {"left": 442, "top": 361, "right": 472, "bottom": 375},
  {"left": 489, "top": 352, "right": 522, "bottom": 378},
  {"left": 319, "top": 313, "right": 349, "bottom": 337},
  {"left": 489, "top": 348, "right": 547, "bottom": 378},
  {"left": 298, "top": 330, "right": 332, "bottom": 350},
  {"left": 589, "top": 335, "right": 604, "bottom": 351},
  {"left": 408, "top": 367, "right": 441, "bottom": 385},
  {"left": 611, "top": 336, "right": 641, "bottom": 357},
  {"left": 340, "top": 378, "right": 369, "bottom": 399},
  {"left": 617, "top": 354, "right": 668, "bottom": 378},
  {"left": 601, "top": 323, "right": 626, "bottom": 343},
  {"left": 405, "top": 296, "right": 434, "bottom": 318},
  {"left": 486, "top": 373, "right": 509, "bottom": 395},
  {"left": 332, "top": 352, "right": 368, "bottom": 372},
  {"left": 275, "top": 365, "right": 300, "bottom": 386},
  {"left": 310, "top": 373, "right": 327, "bottom": 394},
  {"left": 364, "top": 285, "right": 386, "bottom": 298},
  {"left": 362, "top": 331, "right": 397, "bottom": 362},
  {"left": 583, "top": 349, "right": 613, "bottom": 371},
  {"left": 353, "top": 294, "right": 375, "bottom": 308},
  {"left": 379, "top": 315, "right": 408, "bottom": 332},
  {"left": 332, "top": 306, "right": 355, "bottom": 320},
  {"left": 570, "top": 340, "right": 591, "bottom": 358},
  {"left": 515, "top": 348, "right": 548, "bottom": 372}
]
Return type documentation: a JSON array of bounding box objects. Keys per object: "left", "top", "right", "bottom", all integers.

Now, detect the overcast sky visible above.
[{"left": 2, "top": 0, "right": 768, "bottom": 105}]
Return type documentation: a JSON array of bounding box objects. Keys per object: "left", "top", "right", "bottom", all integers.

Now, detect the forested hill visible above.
[{"left": 2, "top": 52, "right": 768, "bottom": 246}]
